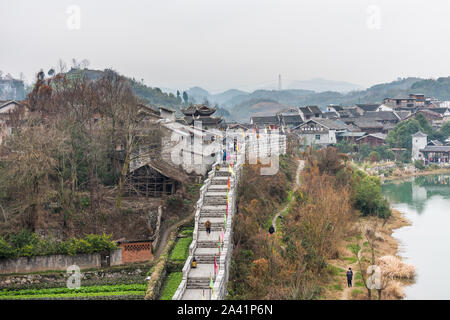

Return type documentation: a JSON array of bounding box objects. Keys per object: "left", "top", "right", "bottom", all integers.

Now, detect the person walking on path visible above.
[
  {"left": 205, "top": 220, "right": 211, "bottom": 235},
  {"left": 268, "top": 225, "right": 275, "bottom": 236},
  {"left": 346, "top": 268, "right": 353, "bottom": 287}
]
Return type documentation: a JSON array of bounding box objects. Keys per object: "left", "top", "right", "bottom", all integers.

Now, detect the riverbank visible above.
[
  {"left": 381, "top": 167, "right": 450, "bottom": 182},
  {"left": 323, "top": 208, "right": 411, "bottom": 300}
]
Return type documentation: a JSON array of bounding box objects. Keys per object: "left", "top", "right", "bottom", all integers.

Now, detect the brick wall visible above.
[{"left": 120, "top": 241, "right": 152, "bottom": 264}]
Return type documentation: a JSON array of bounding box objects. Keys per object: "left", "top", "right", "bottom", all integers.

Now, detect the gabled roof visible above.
[
  {"left": 280, "top": 114, "right": 303, "bottom": 124},
  {"left": 338, "top": 109, "right": 360, "bottom": 118},
  {"left": 430, "top": 107, "right": 450, "bottom": 115},
  {"left": 307, "top": 105, "right": 322, "bottom": 115},
  {"left": 428, "top": 140, "right": 443, "bottom": 146},
  {"left": 322, "top": 111, "right": 339, "bottom": 119},
  {"left": 364, "top": 111, "right": 400, "bottom": 121},
  {"left": 299, "top": 106, "right": 313, "bottom": 116},
  {"left": 339, "top": 131, "right": 366, "bottom": 137},
  {"left": 352, "top": 119, "right": 383, "bottom": 129},
  {"left": 404, "top": 109, "right": 443, "bottom": 120},
  {"left": 412, "top": 131, "right": 427, "bottom": 138},
  {"left": 355, "top": 104, "right": 380, "bottom": 112},
  {"left": 250, "top": 116, "right": 280, "bottom": 125},
  {"left": 419, "top": 146, "right": 450, "bottom": 153},
  {"left": 184, "top": 115, "right": 223, "bottom": 126},
  {"left": 0, "top": 100, "right": 21, "bottom": 113},
  {"left": 293, "top": 118, "right": 348, "bottom": 131},
  {"left": 356, "top": 132, "right": 387, "bottom": 141},
  {"left": 395, "top": 111, "right": 411, "bottom": 120}
]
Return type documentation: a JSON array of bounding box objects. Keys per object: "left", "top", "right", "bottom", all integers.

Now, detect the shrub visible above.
[
  {"left": 368, "top": 151, "right": 380, "bottom": 162},
  {"left": 414, "top": 160, "right": 425, "bottom": 170},
  {"left": 354, "top": 174, "right": 391, "bottom": 219},
  {"left": 0, "top": 232, "right": 117, "bottom": 260}
]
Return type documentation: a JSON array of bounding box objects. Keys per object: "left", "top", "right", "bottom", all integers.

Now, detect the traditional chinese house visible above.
[
  {"left": 419, "top": 146, "right": 450, "bottom": 165},
  {"left": 180, "top": 104, "right": 223, "bottom": 130}
]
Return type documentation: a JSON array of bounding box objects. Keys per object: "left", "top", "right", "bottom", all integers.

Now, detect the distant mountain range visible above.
[
  {"left": 185, "top": 76, "right": 450, "bottom": 121},
  {"left": 286, "top": 78, "right": 364, "bottom": 92},
  {"left": 61, "top": 72, "right": 450, "bottom": 122},
  {"left": 4, "top": 67, "right": 449, "bottom": 123}
]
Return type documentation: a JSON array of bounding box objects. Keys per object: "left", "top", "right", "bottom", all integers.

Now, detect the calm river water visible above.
[{"left": 382, "top": 175, "right": 450, "bottom": 300}]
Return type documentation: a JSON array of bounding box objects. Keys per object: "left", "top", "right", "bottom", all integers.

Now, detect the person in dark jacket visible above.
[
  {"left": 205, "top": 220, "right": 211, "bottom": 235},
  {"left": 346, "top": 268, "right": 353, "bottom": 287}
]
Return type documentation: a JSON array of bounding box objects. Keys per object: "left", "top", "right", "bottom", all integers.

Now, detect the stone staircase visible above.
[{"left": 181, "top": 165, "right": 233, "bottom": 299}]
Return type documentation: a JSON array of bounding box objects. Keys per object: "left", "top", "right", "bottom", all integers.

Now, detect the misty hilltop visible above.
[
  {"left": 3, "top": 67, "right": 450, "bottom": 124},
  {"left": 184, "top": 77, "right": 450, "bottom": 121},
  {"left": 286, "top": 78, "right": 364, "bottom": 93}
]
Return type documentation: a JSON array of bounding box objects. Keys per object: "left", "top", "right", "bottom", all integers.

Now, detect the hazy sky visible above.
[{"left": 1, "top": 0, "right": 450, "bottom": 92}]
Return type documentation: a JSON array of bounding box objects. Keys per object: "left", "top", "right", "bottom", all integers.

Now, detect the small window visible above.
[{"left": 315, "top": 135, "right": 321, "bottom": 140}]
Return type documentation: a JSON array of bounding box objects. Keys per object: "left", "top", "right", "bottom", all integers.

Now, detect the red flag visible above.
[{"left": 214, "top": 256, "right": 218, "bottom": 275}]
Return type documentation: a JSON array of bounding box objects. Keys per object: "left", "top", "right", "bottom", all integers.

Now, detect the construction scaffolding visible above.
[{"left": 126, "top": 164, "right": 179, "bottom": 198}]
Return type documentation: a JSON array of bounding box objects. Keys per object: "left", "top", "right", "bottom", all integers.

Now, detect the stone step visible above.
[
  {"left": 196, "top": 241, "right": 220, "bottom": 248},
  {"left": 186, "top": 284, "right": 213, "bottom": 289},
  {"left": 215, "top": 170, "right": 232, "bottom": 177},
  {"left": 192, "top": 256, "right": 217, "bottom": 263},
  {"left": 199, "top": 217, "right": 224, "bottom": 224},
  {"left": 182, "top": 288, "right": 213, "bottom": 300},
  {"left": 211, "top": 177, "right": 229, "bottom": 185},
  {"left": 208, "top": 184, "right": 230, "bottom": 191},
  {"left": 201, "top": 211, "right": 226, "bottom": 218},
  {"left": 203, "top": 197, "right": 227, "bottom": 205},
  {"left": 201, "top": 205, "right": 227, "bottom": 213},
  {"left": 198, "top": 225, "right": 224, "bottom": 231},
  {"left": 205, "top": 191, "right": 228, "bottom": 197},
  {"left": 187, "top": 278, "right": 214, "bottom": 285}
]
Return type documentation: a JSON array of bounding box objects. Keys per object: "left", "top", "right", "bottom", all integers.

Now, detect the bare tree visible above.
[
  {"left": 57, "top": 59, "right": 67, "bottom": 73},
  {"left": 352, "top": 218, "right": 392, "bottom": 300}
]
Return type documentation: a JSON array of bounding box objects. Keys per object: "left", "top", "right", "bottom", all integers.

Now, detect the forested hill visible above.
[
  {"left": 410, "top": 77, "right": 450, "bottom": 100},
  {"left": 222, "top": 77, "right": 450, "bottom": 121},
  {"left": 64, "top": 69, "right": 450, "bottom": 122},
  {"left": 66, "top": 68, "right": 183, "bottom": 109}
]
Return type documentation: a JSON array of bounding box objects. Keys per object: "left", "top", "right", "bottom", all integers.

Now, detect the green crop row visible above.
[
  {"left": 170, "top": 237, "right": 192, "bottom": 261},
  {"left": 0, "top": 283, "right": 147, "bottom": 296},
  {"left": 160, "top": 272, "right": 182, "bottom": 300},
  {"left": 0, "top": 291, "right": 145, "bottom": 300}
]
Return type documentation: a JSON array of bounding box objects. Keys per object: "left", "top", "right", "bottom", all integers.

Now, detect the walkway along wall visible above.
[{"left": 172, "top": 131, "right": 286, "bottom": 300}]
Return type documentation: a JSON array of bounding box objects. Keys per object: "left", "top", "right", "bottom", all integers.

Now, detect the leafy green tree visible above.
[
  {"left": 354, "top": 175, "right": 391, "bottom": 219},
  {"left": 182, "top": 91, "right": 189, "bottom": 104},
  {"left": 358, "top": 143, "right": 372, "bottom": 161},
  {"left": 383, "top": 149, "right": 395, "bottom": 161},
  {"left": 386, "top": 118, "right": 422, "bottom": 151},
  {"left": 439, "top": 122, "right": 450, "bottom": 141},
  {"left": 368, "top": 151, "right": 380, "bottom": 162}
]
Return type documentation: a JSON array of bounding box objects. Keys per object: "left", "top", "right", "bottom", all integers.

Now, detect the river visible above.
[{"left": 382, "top": 175, "right": 450, "bottom": 300}]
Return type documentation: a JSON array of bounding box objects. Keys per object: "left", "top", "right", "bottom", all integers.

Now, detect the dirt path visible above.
[
  {"left": 153, "top": 212, "right": 194, "bottom": 260},
  {"left": 271, "top": 160, "right": 304, "bottom": 231},
  {"left": 340, "top": 241, "right": 363, "bottom": 300}
]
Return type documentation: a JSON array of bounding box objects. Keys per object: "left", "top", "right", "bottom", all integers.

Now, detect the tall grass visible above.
[{"left": 378, "top": 255, "right": 415, "bottom": 279}]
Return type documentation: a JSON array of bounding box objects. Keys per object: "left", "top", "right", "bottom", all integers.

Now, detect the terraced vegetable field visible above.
[{"left": 0, "top": 283, "right": 147, "bottom": 300}]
